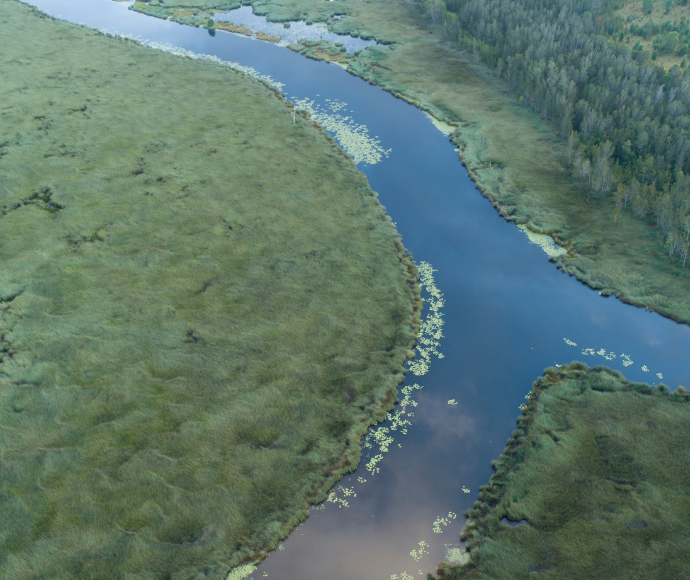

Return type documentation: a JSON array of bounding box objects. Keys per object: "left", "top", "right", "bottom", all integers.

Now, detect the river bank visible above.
[
  {"left": 0, "top": 2, "right": 420, "bottom": 577},
  {"left": 434, "top": 363, "right": 690, "bottom": 579},
  {"left": 128, "top": 0, "right": 690, "bottom": 325}
]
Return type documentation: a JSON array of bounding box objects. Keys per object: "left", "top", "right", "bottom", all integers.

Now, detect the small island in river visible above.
[
  {"left": 433, "top": 363, "right": 690, "bottom": 580},
  {"left": 0, "top": 2, "right": 420, "bottom": 577}
]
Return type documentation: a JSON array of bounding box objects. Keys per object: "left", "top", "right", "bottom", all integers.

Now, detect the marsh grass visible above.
[
  {"left": 435, "top": 363, "right": 690, "bottom": 580},
  {"left": 0, "top": 2, "right": 420, "bottom": 577},
  {"left": 288, "top": 39, "right": 355, "bottom": 66},
  {"left": 138, "top": 0, "right": 690, "bottom": 324}
]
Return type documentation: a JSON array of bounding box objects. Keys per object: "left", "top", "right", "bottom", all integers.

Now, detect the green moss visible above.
[
  {"left": 0, "top": 2, "right": 421, "bottom": 578},
  {"left": 435, "top": 363, "right": 690, "bottom": 580}
]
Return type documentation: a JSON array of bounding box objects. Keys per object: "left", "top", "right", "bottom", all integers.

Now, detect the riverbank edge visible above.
[
  {"left": 6, "top": 2, "right": 424, "bottom": 576},
  {"left": 247, "top": 248, "right": 424, "bottom": 567},
  {"left": 433, "top": 362, "right": 690, "bottom": 579}
]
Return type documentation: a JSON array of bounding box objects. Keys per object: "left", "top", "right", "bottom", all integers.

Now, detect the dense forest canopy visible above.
[{"left": 421, "top": 0, "right": 690, "bottom": 267}]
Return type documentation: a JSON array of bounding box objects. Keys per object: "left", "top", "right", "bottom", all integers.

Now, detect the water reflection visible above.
[{"left": 22, "top": 1, "right": 690, "bottom": 578}]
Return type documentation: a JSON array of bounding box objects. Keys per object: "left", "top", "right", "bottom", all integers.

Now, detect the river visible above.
[{"left": 22, "top": 0, "right": 690, "bottom": 577}]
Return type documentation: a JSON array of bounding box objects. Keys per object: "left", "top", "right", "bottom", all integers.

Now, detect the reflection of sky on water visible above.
[
  {"left": 413, "top": 394, "right": 477, "bottom": 449},
  {"left": 213, "top": 6, "right": 377, "bottom": 52},
  {"left": 22, "top": 1, "right": 690, "bottom": 578}
]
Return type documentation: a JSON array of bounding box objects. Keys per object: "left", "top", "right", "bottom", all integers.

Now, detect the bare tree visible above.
[
  {"left": 427, "top": 0, "right": 446, "bottom": 22},
  {"left": 680, "top": 237, "right": 690, "bottom": 269},
  {"left": 593, "top": 140, "right": 614, "bottom": 195}
]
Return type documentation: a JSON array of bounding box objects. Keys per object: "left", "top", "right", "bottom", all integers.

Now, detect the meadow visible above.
[
  {"left": 433, "top": 363, "right": 690, "bottom": 580},
  {"left": 0, "top": 1, "right": 420, "bottom": 577},
  {"left": 130, "top": 0, "right": 690, "bottom": 325}
]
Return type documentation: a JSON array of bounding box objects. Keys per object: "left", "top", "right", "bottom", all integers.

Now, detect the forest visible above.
[{"left": 421, "top": 0, "right": 690, "bottom": 267}]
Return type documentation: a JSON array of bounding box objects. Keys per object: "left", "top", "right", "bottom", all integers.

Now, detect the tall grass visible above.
[
  {"left": 434, "top": 363, "right": 690, "bottom": 580},
  {"left": 0, "top": 2, "right": 420, "bottom": 577}
]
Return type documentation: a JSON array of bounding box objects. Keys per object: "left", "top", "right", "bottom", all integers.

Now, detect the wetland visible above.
[{"left": 4, "top": 0, "right": 690, "bottom": 578}]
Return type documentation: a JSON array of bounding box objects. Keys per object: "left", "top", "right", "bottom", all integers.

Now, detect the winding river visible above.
[{"left": 23, "top": 0, "right": 690, "bottom": 577}]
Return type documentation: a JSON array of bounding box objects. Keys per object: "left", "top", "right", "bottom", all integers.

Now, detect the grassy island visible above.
[
  {"left": 433, "top": 363, "right": 690, "bottom": 580},
  {"left": 0, "top": 2, "right": 421, "bottom": 577},
  {"left": 129, "top": 0, "right": 690, "bottom": 325}
]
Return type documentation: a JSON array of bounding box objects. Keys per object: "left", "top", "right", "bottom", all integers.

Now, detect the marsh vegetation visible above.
[
  {"left": 0, "top": 2, "right": 420, "bottom": 577},
  {"left": 433, "top": 363, "right": 690, "bottom": 579}
]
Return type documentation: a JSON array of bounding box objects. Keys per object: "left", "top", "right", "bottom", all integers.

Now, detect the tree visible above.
[
  {"left": 593, "top": 140, "right": 615, "bottom": 195},
  {"left": 427, "top": 0, "right": 446, "bottom": 22}
]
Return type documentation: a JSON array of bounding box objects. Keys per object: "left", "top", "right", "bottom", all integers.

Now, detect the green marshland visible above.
[{"left": 0, "top": 2, "right": 420, "bottom": 577}]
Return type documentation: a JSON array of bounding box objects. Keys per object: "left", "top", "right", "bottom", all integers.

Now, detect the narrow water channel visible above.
[{"left": 24, "top": 1, "right": 690, "bottom": 578}]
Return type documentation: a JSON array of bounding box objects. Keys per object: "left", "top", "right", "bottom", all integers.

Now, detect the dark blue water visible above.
[{"left": 25, "top": 1, "right": 690, "bottom": 578}]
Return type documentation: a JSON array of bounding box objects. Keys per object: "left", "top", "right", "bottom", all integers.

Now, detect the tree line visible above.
[{"left": 421, "top": 0, "right": 690, "bottom": 267}]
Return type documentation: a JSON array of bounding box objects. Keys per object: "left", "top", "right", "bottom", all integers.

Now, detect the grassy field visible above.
[
  {"left": 0, "top": 1, "right": 421, "bottom": 577},
  {"left": 128, "top": 0, "right": 690, "bottom": 325},
  {"left": 432, "top": 363, "right": 690, "bottom": 580}
]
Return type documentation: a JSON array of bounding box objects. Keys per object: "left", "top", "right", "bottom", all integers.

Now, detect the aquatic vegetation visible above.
[
  {"left": 516, "top": 224, "right": 567, "bottom": 258},
  {"left": 361, "top": 261, "right": 443, "bottom": 475},
  {"left": 0, "top": 3, "right": 420, "bottom": 578},
  {"left": 434, "top": 363, "right": 690, "bottom": 579},
  {"left": 444, "top": 544, "right": 470, "bottom": 567},
  {"left": 226, "top": 564, "right": 257, "bottom": 580},
  {"left": 423, "top": 111, "right": 455, "bottom": 137},
  {"left": 432, "top": 512, "right": 457, "bottom": 534},
  {"left": 408, "top": 262, "right": 445, "bottom": 376},
  {"left": 562, "top": 338, "right": 664, "bottom": 379},
  {"left": 447, "top": 398, "right": 458, "bottom": 405},
  {"left": 291, "top": 97, "right": 390, "bottom": 165},
  {"left": 214, "top": 20, "right": 253, "bottom": 36},
  {"left": 461, "top": 486, "right": 470, "bottom": 493},
  {"left": 288, "top": 38, "right": 358, "bottom": 66},
  {"left": 390, "top": 559, "right": 427, "bottom": 578},
  {"left": 256, "top": 31, "right": 281, "bottom": 42},
  {"left": 326, "top": 484, "right": 356, "bottom": 508},
  {"left": 113, "top": 36, "right": 286, "bottom": 90},
  {"left": 410, "top": 540, "right": 429, "bottom": 561},
  {"left": 362, "top": 383, "right": 423, "bottom": 474}
]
